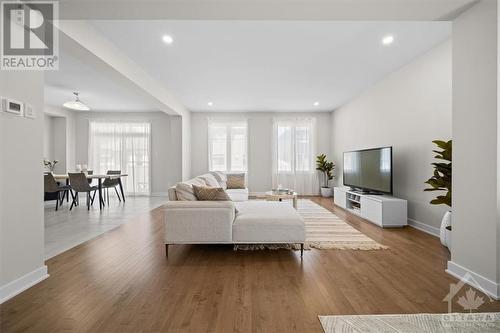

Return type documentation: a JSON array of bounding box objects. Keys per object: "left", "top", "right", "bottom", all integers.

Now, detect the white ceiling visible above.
[
  {"left": 58, "top": 0, "right": 475, "bottom": 21},
  {"left": 44, "top": 33, "right": 162, "bottom": 112},
  {"left": 88, "top": 20, "right": 451, "bottom": 112}
]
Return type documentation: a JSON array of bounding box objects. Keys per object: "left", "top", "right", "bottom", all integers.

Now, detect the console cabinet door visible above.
[
  {"left": 360, "top": 197, "right": 382, "bottom": 226},
  {"left": 334, "top": 188, "right": 347, "bottom": 208}
]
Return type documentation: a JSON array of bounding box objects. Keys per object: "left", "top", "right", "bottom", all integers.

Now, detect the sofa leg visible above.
[
  {"left": 300, "top": 243, "right": 304, "bottom": 258},
  {"left": 165, "top": 244, "right": 169, "bottom": 258}
]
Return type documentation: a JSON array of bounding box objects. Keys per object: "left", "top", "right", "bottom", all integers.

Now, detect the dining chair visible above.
[
  {"left": 86, "top": 170, "right": 94, "bottom": 185},
  {"left": 68, "top": 173, "right": 99, "bottom": 211},
  {"left": 44, "top": 174, "right": 72, "bottom": 211},
  {"left": 102, "top": 170, "right": 122, "bottom": 204}
]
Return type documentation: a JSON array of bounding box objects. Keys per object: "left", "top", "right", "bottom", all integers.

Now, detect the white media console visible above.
[{"left": 334, "top": 187, "right": 407, "bottom": 228}]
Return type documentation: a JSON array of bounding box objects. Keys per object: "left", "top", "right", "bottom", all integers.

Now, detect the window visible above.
[
  {"left": 208, "top": 120, "right": 247, "bottom": 172},
  {"left": 272, "top": 118, "right": 318, "bottom": 194},
  {"left": 275, "top": 119, "right": 314, "bottom": 173},
  {"left": 88, "top": 121, "right": 151, "bottom": 195}
]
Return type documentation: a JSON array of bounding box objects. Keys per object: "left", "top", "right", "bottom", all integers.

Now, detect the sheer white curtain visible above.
[
  {"left": 88, "top": 121, "right": 151, "bottom": 195},
  {"left": 272, "top": 118, "right": 319, "bottom": 195},
  {"left": 208, "top": 119, "right": 248, "bottom": 172}
]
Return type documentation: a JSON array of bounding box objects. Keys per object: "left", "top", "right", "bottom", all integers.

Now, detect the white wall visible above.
[
  {"left": 53, "top": 118, "right": 67, "bottom": 174},
  {"left": 330, "top": 40, "right": 452, "bottom": 232},
  {"left": 498, "top": 0, "right": 500, "bottom": 285},
  {"left": 450, "top": 0, "right": 499, "bottom": 298},
  {"left": 43, "top": 114, "right": 66, "bottom": 174},
  {"left": 191, "top": 112, "right": 332, "bottom": 193},
  {"left": 0, "top": 71, "right": 47, "bottom": 302},
  {"left": 182, "top": 111, "right": 191, "bottom": 180},
  {"left": 73, "top": 111, "right": 182, "bottom": 195},
  {"left": 45, "top": 106, "right": 77, "bottom": 174},
  {"left": 43, "top": 114, "right": 54, "bottom": 162}
]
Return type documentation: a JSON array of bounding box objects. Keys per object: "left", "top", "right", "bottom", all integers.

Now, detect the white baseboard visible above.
[
  {"left": 446, "top": 261, "right": 499, "bottom": 300},
  {"left": 0, "top": 266, "right": 48, "bottom": 304},
  {"left": 407, "top": 218, "right": 440, "bottom": 238}
]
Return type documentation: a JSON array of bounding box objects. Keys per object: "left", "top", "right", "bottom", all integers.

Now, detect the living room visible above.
[{"left": 1, "top": 1, "right": 500, "bottom": 332}]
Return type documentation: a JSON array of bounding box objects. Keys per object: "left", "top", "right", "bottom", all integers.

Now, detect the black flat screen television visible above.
[{"left": 343, "top": 147, "right": 393, "bottom": 194}]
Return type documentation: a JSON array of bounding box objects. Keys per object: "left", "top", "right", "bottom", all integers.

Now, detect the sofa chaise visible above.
[{"left": 164, "top": 173, "right": 306, "bottom": 257}]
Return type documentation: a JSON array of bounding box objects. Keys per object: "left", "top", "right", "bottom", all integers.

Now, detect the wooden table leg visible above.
[{"left": 118, "top": 178, "right": 126, "bottom": 203}]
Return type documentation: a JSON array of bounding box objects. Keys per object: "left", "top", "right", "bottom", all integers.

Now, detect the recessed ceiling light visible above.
[
  {"left": 162, "top": 35, "right": 174, "bottom": 44},
  {"left": 313, "top": 101, "right": 320, "bottom": 107},
  {"left": 207, "top": 102, "right": 214, "bottom": 107},
  {"left": 382, "top": 35, "right": 395, "bottom": 46}
]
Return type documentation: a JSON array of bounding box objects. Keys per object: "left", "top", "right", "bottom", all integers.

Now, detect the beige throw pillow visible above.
[
  {"left": 192, "top": 185, "right": 231, "bottom": 201},
  {"left": 226, "top": 173, "right": 245, "bottom": 189}
]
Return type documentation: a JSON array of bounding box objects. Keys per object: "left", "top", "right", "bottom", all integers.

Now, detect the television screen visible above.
[{"left": 343, "top": 147, "right": 392, "bottom": 194}]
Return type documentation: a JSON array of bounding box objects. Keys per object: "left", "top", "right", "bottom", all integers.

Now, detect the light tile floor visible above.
[{"left": 44, "top": 195, "right": 167, "bottom": 259}]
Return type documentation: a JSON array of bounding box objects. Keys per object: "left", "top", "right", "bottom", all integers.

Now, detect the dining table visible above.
[{"left": 53, "top": 173, "right": 128, "bottom": 210}]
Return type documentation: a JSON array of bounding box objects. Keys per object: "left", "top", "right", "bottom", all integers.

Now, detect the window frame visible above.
[
  {"left": 88, "top": 120, "right": 152, "bottom": 195},
  {"left": 275, "top": 119, "right": 315, "bottom": 175},
  {"left": 208, "top": 119, "right": 248, "bottom": 173}
]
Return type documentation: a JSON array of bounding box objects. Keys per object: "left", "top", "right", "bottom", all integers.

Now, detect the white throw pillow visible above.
[
  {"left": 175, "top": 178, "right": 206, "bottom": 201},
  {"left": 198, "top": 174, "right": 220, "bottom": 188},
  {"left": 209, "top": 171, "right": 228, "bottom": 189}
]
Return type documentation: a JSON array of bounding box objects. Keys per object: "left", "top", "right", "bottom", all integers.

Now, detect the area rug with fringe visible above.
[
  {"left": 318, "top": 313, "right": 500, "bottom": 333},
  {"left": 234, "top": 199, "right": 387, "bottom": 251}
]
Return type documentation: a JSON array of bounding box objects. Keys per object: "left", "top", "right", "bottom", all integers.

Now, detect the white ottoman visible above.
[{"left": 232, "top": 201, "right": 305, "bottom": 243}]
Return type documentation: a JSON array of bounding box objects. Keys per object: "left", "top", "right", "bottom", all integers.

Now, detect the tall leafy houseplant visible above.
[
  {"left": 424, "top": 140, "right": 452, "bottom": 247},
  {"left": 316, "top": 154, "right": 335, "bottom": 197}
]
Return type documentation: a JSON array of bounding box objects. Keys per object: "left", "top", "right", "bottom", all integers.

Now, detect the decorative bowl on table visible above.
[{"left": 271, "top": 189, "right": 293, "bottom": 195}]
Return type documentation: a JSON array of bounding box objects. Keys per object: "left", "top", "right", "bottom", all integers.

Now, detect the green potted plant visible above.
[
  {"left": 316, "top": 154, "right": 335, "bottom": 197},
  {"left": 424, "top": 140, "right": 452, "bottom": 248}
]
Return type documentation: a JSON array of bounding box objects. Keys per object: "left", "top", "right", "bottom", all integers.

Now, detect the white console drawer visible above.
[{"left": 360, "top": 197, "right": 382, "bottom": 226}]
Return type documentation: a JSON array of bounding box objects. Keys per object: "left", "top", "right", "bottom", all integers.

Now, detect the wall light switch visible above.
[{"left": 24, "top": 103, "right": 35, "bottom": 119}]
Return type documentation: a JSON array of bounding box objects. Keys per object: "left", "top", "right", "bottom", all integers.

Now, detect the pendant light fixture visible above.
[{"left": 63, "top": 92, "right": 90, "bottom": 111}]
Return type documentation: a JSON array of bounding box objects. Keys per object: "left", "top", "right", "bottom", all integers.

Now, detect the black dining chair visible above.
[
  {"left": 68, "top": 173, "right": 99, "bottom": 211},
  {"left": 102, "top": 170, "right": 122, "bottom": 204},
  {"left": 44, "top": 173, "right": 72, "bottom": 211}
]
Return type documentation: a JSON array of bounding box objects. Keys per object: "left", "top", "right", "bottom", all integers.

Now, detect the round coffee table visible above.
[{"left": 265, "top": 190, "right": 298, "bottom": 209}]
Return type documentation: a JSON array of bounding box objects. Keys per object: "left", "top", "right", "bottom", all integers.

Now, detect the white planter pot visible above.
[
  {"left": 320, "top": 187, "right": 332, "bottom": 197},
  {"left": 440, "top": 210, "right": 452, "bottom": 248}
]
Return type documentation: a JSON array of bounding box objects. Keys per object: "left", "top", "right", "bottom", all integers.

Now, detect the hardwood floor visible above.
[
  {"left": 1, "top": 197, "right": 499, "bottom": 332},
  {"left": 44, "top": 196, "right": 167, "bottom": 259}
]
